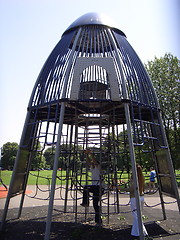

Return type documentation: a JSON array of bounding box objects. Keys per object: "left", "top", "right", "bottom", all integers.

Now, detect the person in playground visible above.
[
  {"left": 80, "top": 149, "right": 104, "bottom": 224},
  {"left": 149, "top": 167, "right": 156, "bottom": 192},
  {"left": 121, "top": 164, "right": 150, "bottom": 239}
]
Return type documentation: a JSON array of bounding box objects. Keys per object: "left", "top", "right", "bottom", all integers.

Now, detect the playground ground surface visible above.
[{"left": 0, "top": 185, "right": 179, "bottom": 240}]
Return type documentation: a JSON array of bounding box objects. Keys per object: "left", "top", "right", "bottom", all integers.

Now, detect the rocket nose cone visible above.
[{"left": 64, "top": 12, "right": 126, "bottom": 37}]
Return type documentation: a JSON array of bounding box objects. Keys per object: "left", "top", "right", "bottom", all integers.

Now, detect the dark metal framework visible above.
[{"left": 1, "top": 12, "right": 179, "bottom": 240}]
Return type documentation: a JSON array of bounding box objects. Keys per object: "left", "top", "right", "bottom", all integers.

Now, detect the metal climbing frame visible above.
[{"left": 1, "top": 13, "right": 179, "bottom": 240}]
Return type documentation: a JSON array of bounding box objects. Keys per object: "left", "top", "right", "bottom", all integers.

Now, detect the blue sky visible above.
[{"left": 0, "top": 0, "right": 179, "bottom": 147}]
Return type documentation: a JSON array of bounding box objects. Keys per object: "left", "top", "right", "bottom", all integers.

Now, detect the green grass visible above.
[
  {"left": 0, "top": 170, "right": 12, "bottom": 185},
  {"left": 1, "top": 170, "right": 180, "bottom": 186},
  {"left": 0, "top": 170, "right": 68, "bottom": 185}
]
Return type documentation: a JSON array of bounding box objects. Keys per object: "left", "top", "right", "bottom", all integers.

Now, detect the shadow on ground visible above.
[
  {"left": 0, "top": 218, "right": 179, "bottom": 240},
  {"left": 0, "top": 205, "right": 180, "bottom": 240}
]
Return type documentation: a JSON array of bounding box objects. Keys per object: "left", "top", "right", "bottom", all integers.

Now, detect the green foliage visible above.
[
  {"left": 142, "top": 215, "right": 148, "bottom": 220},
  {"left": 30, "top": 140, "right": 46, "bottom": 170},
  {"left": 145, "top": 53, "right": 180, "bottom": 168},
  {"left": 101, "top": 131, "right": 131, "bottom": 172},
  {"left": 118, "top": 215, "right": 126, "bottom": 221},
  {"left": 43, "top": 146, "right": 56, "bottom": 169},
  {"left": 1, "top": 142, "right": 18, "bottom": 170},
  {"left": 145, "top": 53, "right": 179, "bottom": 118},
  {"left": 43, "top": 144, "right": 83, "bottom": 170}
]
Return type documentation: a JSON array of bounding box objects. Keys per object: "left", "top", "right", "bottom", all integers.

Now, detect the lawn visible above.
[
  {"left": 1, "top": 170, "right": 180, "bottom": 186},
  {"left": 0, "top": 170, "right": 68, "bottom": 186}
]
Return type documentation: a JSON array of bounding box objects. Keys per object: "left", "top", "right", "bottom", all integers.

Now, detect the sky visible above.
[{"left": 0, "top": 0, "right": 180, "bottom": 148}]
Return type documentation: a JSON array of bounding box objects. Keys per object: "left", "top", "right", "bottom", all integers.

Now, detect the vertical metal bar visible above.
[
  {"left": 17, "top": 112, "right": 39, "bottom": 218},
  {"left": 17, "top": 151, "right": 34, "bottom": 219},
  {"left": 74, "top": 104, "right": 79, "bottom": 223},
  {"left": 0, "top": 110, "right": 32, "bottom": 231},
  {"left": 44, "top": 102, "right": 65, "bottom": 240},
  {"left": 124, "top": 103, "right": 144, "bottom": 240},
  {"left": 108, "top": 28, "right": 144, "bottom": 239},
  {"left": 17, "top": 118, "right": 39, "bottom": 219},
  {"left": 99, "top": 106, "right": 103, "bottom": 225},
  {"left": 157, "top": 111, "right": 180, "bottom": 212},
  {"left": 152, "top": 149, "right": 167, "bottom": 220},
  {"left": 64, "top": 124, "right": 73, "bottom": 213},
  {"left": 107, "top": 29, "right": 128, "bottom": 99},
  {"left": 84, "top": 124, "right": 88, "bottom": 223},
  {"left": 112, "top": 106, "right": 120, "bottom": 213},
  {"left": 107, "top": 115, "right": 111, "bottom": 224},
  {"left": 44, "top": 28, "right": 82, "bottom": 240}
]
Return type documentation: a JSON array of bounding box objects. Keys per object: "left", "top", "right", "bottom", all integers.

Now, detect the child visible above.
[
  {"left": 149, "top": 167, "right": 156, "bottom": 192},
  {"left": 80, "top": 149, "right": 104, "bottom": 224}
]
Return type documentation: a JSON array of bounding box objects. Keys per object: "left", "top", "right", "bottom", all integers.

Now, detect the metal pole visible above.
[
  {"left": 17, "top": 151, "right": 33, "bottom": 219},
  {"left": 44, "top": 27, "right": 82, "bottom": 240},
  {"left": 0, "top": 110, "right": 31, "bottom": 231},
  {"left": 157, "top": 111, "right": 180, "bottom": 213},
  {"left": 44, "top": 102, "right": 65, "bottom": 240},
  {"left": 150, "top": 140, "right": 167, "bottom": 220},
  {"left": 64, "top": 124, "right": 74, "bottom": 213},
  {"left": 124, "top": 103, "right": 144, "bottom": 240},
  {"left": 108, "top": 28, "right": 144, "bottom": 239}
]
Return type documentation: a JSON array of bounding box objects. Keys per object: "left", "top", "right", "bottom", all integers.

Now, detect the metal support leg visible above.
[
  {"left": 157, "top": 112, "right": 180, "bottom": 213},
  {"left": 0, "top": 110, "right": 32, "bottom": 231},
  {"left": 44, "top": 102, "right": 65, "bottom": 240},
  {"left": 124, "top": 103, "right": 144, "bottom": 240},
  {"left": 44, "top": 28, "right": 82, "bottom": 240}
]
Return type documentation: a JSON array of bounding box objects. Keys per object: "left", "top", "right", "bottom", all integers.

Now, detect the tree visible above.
[
  {"left": 145, "top": 53, "right": 180, "bottom": 168},
  {"left": 43, "top": 144, "right": 83, "bottom": 170},
  {"left": 43, "top": 146, "right": 56, "bottom": 169},
  {"left": 30, "top": 140, "right": 45, "bottom": 170},
  {"left": 101, "top": 132, "right": 131, "bottom": 172},
  {"left": 1, "top": 142, "right": 18, "bottom": 170}
]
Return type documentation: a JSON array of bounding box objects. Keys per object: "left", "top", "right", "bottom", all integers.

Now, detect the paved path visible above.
[{"left": 0, "top": 185, "right": 179, "bottom": 211}]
